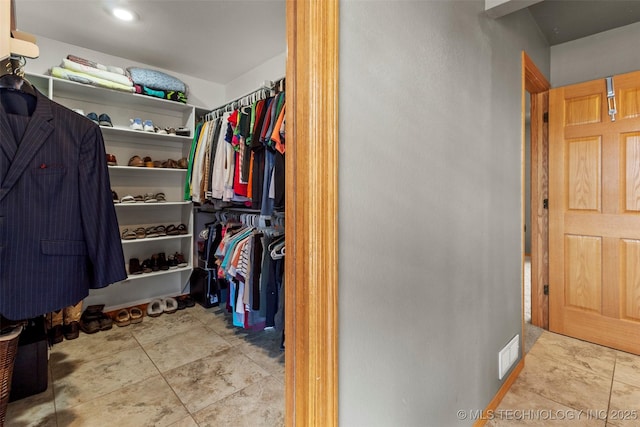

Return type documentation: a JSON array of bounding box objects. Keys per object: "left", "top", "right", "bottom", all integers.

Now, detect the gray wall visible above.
[
  {"left": 338, "top": 2, "right": 549, "bottom": 426},
  {"left": 551, "top": 21, "right": 640, "bottom": 87}
]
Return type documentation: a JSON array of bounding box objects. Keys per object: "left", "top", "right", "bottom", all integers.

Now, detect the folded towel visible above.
[
  {"left": 51, "top": 67, "right": 135, "bottom": 93},
  {"left": 62, "top": 58, "right": 132, "bottom": 87},
  {"left": 67, "top": 54, "right": 125, "bottom": 75}
]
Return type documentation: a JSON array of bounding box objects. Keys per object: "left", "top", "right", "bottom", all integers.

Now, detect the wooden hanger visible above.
[
  {"left": 1, "top": 0, "right": 39, "bottom": 66},
  {"left": 0, "top": 0, "right": 39, "bottom": 96}
]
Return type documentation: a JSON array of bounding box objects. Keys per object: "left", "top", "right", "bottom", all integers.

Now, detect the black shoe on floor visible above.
[
  {"left": 63, "top": 321, "right": 80, "bottom": 340},
  {"left": 48, "top": 324, "right": 63, "bottom": 345}
]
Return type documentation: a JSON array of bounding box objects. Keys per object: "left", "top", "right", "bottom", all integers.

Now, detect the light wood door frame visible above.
[
  {"left": 285, "top": 1, "right": 339, "bottom": 425},
  {"left": 523, "top": 52, "right": 550, "bottom": 330}
]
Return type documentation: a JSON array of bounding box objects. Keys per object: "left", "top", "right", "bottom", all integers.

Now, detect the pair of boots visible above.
[{"left": 47, "top": 301, "right": 83, "bottom": 345}]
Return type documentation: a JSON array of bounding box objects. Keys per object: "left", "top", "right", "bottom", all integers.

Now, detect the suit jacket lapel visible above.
[
  {"left": 0, "top": 101, "right": 19, "bottom": 163},
  {"left": 0, "top": 91, "right": 54, "bottom": 203}
]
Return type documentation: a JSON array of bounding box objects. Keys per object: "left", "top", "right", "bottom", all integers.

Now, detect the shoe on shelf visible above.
[
  {"left": 174, "top": 252, "right": 188, "bottom": 268},
  {"left": 128, "top": 155, "right": 144, "bottom": 167},
  {"left": 141, "top": 258, "right": 153, "bottom": 274},
  {"left": 106, "top": 153, "right": 117, "bottom": 166},
  {"left": 86, "top": 112, "right": 99, "bottom": 124},
  {"left": 129, "top": 257, "right": 142, "bottom": 275},
  {"left": 143, "top": 119, "right": 154, "bottom": 132},
  {"left": 99, "top": 113, "right": 113, "bottom": 127},
  {"left": 177, "top": 157, "right": 188, "bottom": 169},
  {"left": 158, "top": 252, "right": 169, "bottom": 270},
  {"left": 175, "top": 127, "right": 190, "bottom": 137},
  {"left": 154, "top": 126, "right": 167, "bottom": 135},
  {"left": 112, "top": 190, "right": 119, "bottom": 204},
  {"left": 72, "top": 108, "right": 85, "bottom": 116},
  {"left": 165, "top": 127, "right": 176, "bottom": 135},
  {"left": 130, "top": 117, "right": 143, "bottom": 130}
]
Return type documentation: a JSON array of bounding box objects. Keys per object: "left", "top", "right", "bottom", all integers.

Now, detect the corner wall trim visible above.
[
  {"left": 472, "top": 358, "right": 525, "bottom": 427},
  {"left": 285, "top": 0, "right": 339, "bottom": 425}
]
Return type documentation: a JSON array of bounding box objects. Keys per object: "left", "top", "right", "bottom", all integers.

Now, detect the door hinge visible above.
[
  {"left": 543, "top": 285, "right": 549, "bottom": 295},
  {"left": 543, "top": 198, "right": 548, "bottom": 209},
  {"left": 543, "top": 112, "right": 549, "bottom": 123}
]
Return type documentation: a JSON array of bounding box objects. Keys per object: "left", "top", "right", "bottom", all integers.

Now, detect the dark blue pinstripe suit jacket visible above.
[{"left": 0, "top": 90, "right": 127, "bottom": 320}]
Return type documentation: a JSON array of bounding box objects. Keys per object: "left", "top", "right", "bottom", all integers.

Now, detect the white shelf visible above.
[
  {"left": 122, "top": 234, "right": 192, "bottom": 244},
  {"left": 115, "top": 201, "right": 191, "bottom": 207},
  {"left": 31, "top": 73, "right": 196, "bottom": 113},
  {"left": 122, "top": 266, "right": 192, "bottom": 282},
  {"left": 109, "top": 165, "right": 188, "bottom": 173},
  {"left": 101, "top": 126, "right": 192, "bottom": 143}
]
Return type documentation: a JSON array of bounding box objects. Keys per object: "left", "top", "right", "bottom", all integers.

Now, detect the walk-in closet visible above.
[{"left": 0, "top": 1, "right": 288, "bottom": 425}]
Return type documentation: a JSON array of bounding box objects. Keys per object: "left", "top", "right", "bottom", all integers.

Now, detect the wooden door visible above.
[{"left": 549, "top": 70, "right": 640, "bottom": 355}]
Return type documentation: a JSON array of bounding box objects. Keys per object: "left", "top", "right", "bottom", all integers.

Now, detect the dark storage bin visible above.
[
  {"left": 190, "top": 267, "right": 221, "bottom": 308},
  {"left": 9, "top": 316, "right": 48, "bottom": 402}
]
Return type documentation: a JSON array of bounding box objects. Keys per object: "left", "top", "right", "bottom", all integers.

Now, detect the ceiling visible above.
[
  {"left": 14, "top": 0, "right": 286, "bottom": 84},
  {"left": 528, "top": 0, "right": 640, "bottom": 45},
  {"left": 12, "top": 1, "right": 640, "bottom": 85}
]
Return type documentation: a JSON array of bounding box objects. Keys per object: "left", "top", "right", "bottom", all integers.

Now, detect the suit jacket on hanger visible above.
[{"left": 0, "top": 90, "right": 127, "bottom": 320}]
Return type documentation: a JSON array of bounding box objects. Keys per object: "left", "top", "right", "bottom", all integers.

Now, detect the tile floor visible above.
[
  {"left": 6, "top": 301, "right": 640, "bottom": 427},
  {"left": 489, "top": 330, "right": 640, "bottom": 427},
  {"left": 4, "top": 304, "right": 285, "bottom": 426}
]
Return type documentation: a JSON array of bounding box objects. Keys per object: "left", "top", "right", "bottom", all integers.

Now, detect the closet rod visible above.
[{"left": 205, "top": 76, "right": 285, "bottom": 121}]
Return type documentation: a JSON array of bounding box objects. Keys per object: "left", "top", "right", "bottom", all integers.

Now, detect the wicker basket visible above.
[{"left": 0, "top": 325, "right": 22, "bottom": 426}]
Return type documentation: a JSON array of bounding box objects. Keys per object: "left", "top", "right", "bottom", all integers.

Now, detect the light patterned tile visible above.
[
  {"left": 614, "top": 351, "right": 640, "bottom": 389},
  {"left": 509, "top": 352, "right": 611, "bottom": 413},
  {"left": 193, "top": 376, "right": 284, "bottom": 427},
  {"left": 130, "top": 310, "right": 204, "bottom": 346},
  {"left": 234, "top": 332, "right": 285, "bottom": 380},
  {"left": 52, "top": 347, "right": 159, "bottom": 410},
  {"left": 606, "top": 381, "right": 640, "bottom": 427},
  {"left": 528, "top": 331, "right": 616, "bottom": 379},
  {"left": 55, "top": 375, "right": 188, "bottom": 427},
  {"left": 140, "top": 325, "right": 231, "bottom": 372},
  {"left": 49, "top": 325, "right": 136, "bottom": 365},
  {"left": 168, "top": 415, "right": 199, "bottom": 427},
  {"left": 164, "top": 348, "right": 270, "bottom": 413},
  {"left": 492, "top": 379, "right": 605, "bottom": 426}
]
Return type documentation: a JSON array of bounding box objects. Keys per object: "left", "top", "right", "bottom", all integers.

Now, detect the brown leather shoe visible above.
[
  {"left": 106, "top": 153, "right": 117, "bottom": 166},
  {"left": 128, "top": 155, "right": 144, "bottom": 167}
]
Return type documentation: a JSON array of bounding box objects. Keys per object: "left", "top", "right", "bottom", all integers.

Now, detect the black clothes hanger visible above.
[{"left": 0, "top": 56, "right": 37, "bottom": 116}]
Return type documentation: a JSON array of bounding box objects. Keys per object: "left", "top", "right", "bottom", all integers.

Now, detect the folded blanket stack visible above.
[
  {"left": 50, "top": 55, "right": 135, "bottom": 93},
  {"left": 128, "top": 67, "right": 188, "bottom": 103}
]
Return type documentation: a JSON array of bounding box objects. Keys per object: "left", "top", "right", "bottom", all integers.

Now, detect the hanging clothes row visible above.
[
  {"left": 196, "top": 211, "right": 285, "bottom": 332},
  {"left": 185, "top": 80, "right": 286, "bottom": 217}
]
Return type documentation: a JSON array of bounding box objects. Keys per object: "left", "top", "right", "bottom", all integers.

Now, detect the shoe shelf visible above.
[
  {"left": 124, "top": 266, "right": 192, "bottom": 281},
  {"left": 115, "top": 201, "right": 191, "bottom": 207},
  {"left": 109, "top": 166, "right": 188, "bottom": 174},
  {"left": 121, "top": 234, "right": 193, "bottom": 244},
  {"left": 26, "top": 72, "right": 204, "bottom": 312}
]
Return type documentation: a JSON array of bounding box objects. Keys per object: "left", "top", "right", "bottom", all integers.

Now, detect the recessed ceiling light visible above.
[{"left": 112, "top": 7, "right": 137, "bottom": 22}]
